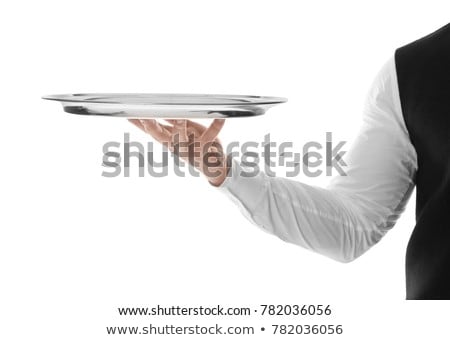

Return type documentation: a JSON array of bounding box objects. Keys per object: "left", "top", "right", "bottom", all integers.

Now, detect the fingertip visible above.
[
  {"left": 212, "top": 118, "right": 225, "bottom": 126},
  {"left": 128, "top": 118, "right": 145, "bottom": 130}
]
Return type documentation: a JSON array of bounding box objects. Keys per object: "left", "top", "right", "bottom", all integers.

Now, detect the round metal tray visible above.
[{"left": 42, "top": 93, "right": 287, "bottom": 118}]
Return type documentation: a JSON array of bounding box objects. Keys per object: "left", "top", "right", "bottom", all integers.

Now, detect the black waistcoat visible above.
[{"left": 395, "top": 23, "right": 450, "bottom": 299}]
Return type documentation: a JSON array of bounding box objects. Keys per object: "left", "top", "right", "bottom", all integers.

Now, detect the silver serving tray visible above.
[{"left": 42, "top": 93, "right": 287, "bottom": 118}]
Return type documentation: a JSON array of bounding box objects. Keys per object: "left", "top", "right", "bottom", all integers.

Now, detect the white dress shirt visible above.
[{"left": 218, "top": 56, "right": 418, "bottom": 262}]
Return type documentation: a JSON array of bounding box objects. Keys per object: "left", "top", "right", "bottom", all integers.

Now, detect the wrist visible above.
[{"left": 207, "top": 156, "right": 231, "bottom": 187}]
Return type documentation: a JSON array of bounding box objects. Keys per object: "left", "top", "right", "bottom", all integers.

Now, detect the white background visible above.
[{"left": 1, "top": 1, "right": 450, "bottom": 339}]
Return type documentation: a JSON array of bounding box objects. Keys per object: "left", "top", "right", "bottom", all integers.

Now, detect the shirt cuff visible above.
[{"left": 216, "top": 157, "right": 269, "bottom": 215}]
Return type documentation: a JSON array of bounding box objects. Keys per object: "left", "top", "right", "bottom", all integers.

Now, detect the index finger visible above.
[{"left": 200, "top": 119, "right": 225, "bottom": 141}]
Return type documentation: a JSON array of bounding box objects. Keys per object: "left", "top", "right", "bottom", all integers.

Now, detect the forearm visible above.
[{"left": 219, "top": 159, "right": 392, "bottom": 262}]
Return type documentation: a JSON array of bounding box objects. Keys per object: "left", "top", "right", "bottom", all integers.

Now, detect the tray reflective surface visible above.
[{"left": 42, "top": 93, "right": 287, "bottom": 118}]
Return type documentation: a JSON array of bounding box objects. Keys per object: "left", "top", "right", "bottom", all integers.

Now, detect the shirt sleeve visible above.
[{"left": 217, "top": 56, "right": 418, "bottom": 263}]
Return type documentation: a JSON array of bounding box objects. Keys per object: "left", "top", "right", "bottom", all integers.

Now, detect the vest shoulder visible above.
[{"left": 395, "top": 23, "right": 450, "bottom": 59}]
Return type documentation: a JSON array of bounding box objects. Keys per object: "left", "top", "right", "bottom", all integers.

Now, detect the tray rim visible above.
[{"left": 41, "top": 93, "right": 288, "bottom": 106}]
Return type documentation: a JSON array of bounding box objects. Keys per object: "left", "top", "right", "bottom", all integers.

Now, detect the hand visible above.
[{"left": 128, "top": 118, "right": 228, "bottom": 186}]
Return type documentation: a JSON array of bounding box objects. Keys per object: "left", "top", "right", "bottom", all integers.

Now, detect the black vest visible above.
[{"left": 395, "top": 23, "right": 450, "bottom": 299}]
